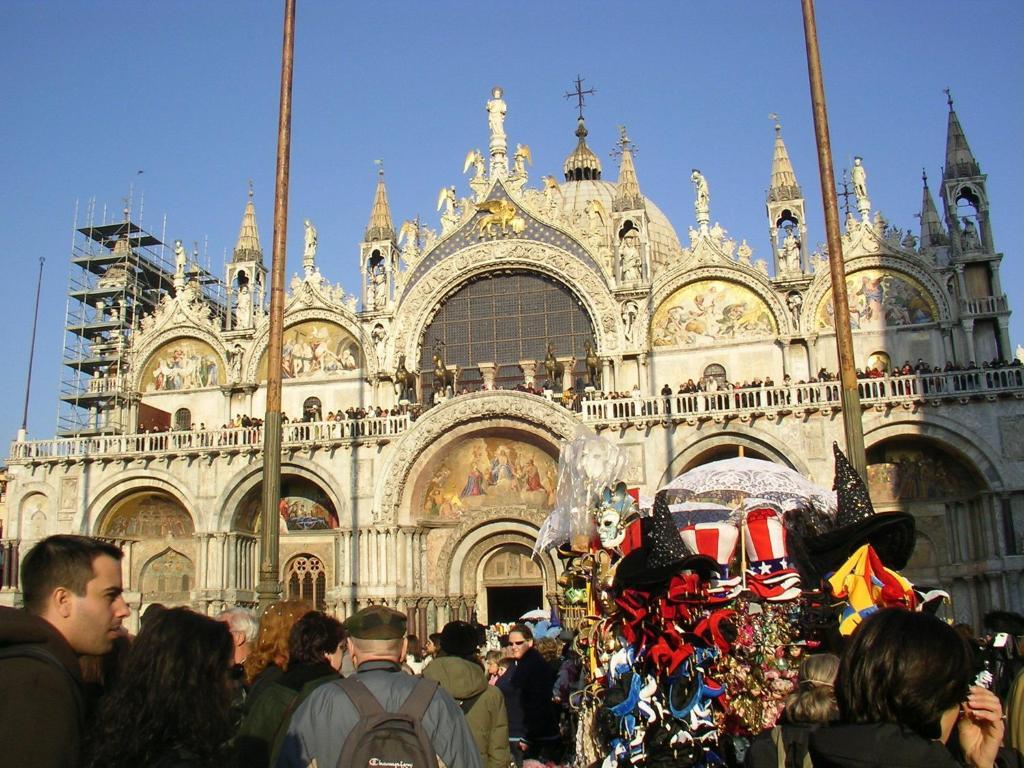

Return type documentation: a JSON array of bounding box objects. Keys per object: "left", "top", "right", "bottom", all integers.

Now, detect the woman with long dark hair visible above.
[
  {"left": 809, "top": 608, "right": 1005, "bottom": 768},
  {"left": 88, "top": 607, "right": 235, "bottom": 768}
]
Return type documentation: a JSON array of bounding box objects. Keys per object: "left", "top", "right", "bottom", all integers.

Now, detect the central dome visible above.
[{"left": 557, "top": 178, "right": 683, "bottom": 273}]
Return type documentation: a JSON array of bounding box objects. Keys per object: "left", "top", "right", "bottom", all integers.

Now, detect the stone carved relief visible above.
[{"left": 374, "top": 392, "right": 585, "bottom": 524}]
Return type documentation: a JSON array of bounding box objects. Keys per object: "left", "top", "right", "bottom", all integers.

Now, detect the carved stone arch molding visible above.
[
  {"left": 862, "top": 414, "right": 1004, "bottom": 492},
  {"left": 375, "top": 391, "right": 587, "bottom": 524},
  {"left": 87, "top": 470, "right": 198, "bottom": 535},
  {"left": 213, "top": 457, "right": 348, "bottom": 532},
  {"left": 244, "top": 306, "right": 376, "bottom": 382},
  {"left": 431, "top": 509, "right": 558, "bottom": 595},
  {"left": 657, "top": 427, "right": 812, "bottom": 490},
  {"left": 391, "top": 240, "right": 622, "bottom": 362},
  {"left": 131, "top": 327, "right": 229, "bottom": 393},
  {"left": 649, "top": 266, "right": 791, "bottom": 338},
  {"left": 803, "top": 255, "right": 953, "bottom": 327}
]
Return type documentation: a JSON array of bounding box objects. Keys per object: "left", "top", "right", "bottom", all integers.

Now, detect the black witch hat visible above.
[
  {"left": 614, "top": 492, "right": 718, "bottom": 589},
  {"left": 805, "top": 442, "right": 916, "bottom": 574}
]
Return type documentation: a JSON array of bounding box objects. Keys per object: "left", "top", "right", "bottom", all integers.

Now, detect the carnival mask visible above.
[{"left": 597, "top": 506, "right": 626, "bottom": 548}]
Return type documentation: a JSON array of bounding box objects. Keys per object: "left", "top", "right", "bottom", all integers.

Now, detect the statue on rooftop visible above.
[
  {"left": 691, "top": 169, "right": 710, "bottom": 226},
  {"left": 487, "top": 86, "right": 507, "bottom": 142}
]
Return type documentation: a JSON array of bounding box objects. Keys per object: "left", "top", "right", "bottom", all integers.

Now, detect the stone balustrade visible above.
[
  {"left": 9, "top": 367, "right": 1024, "bottom": 463},
  {"left": 960, "top": 295, "right": 1008, "bottom": 315},
  {"left": 9, "top": 413, "right": 411, "bottom": 463},
  {"left": 579, "top": 366, "right": 1024, "bottom": 427}
]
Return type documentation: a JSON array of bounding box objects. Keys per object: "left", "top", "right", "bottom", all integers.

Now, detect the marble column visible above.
[
  {"left": 478, "top": 362, "right": 497, "bottom": 390},
  {"left": 519, "top": 360, "right": 537, "bottom": 388}
]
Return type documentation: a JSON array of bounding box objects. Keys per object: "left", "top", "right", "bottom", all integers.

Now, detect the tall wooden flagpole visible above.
[
  {"left": 258, "top": 0, "right": 296, "bottom": 609},
  {"left": 800, "top": 0, "right": 867, "bottom": 478}
]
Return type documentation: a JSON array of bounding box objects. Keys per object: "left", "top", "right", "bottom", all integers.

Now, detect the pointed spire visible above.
[
  {"left": 232, "top": 182, "right": 263, "bottom": 263},
  {"left": 767, "top": 118, "right": 802, "bottom": 202},
  {"left": 563, "top": 117, "right": 602, "bottom": 181},
  {"left": 612, "top": 126, "right": 644, "bottom": 211},
  {"left": 918, "top": 170, "right": 947, "bottom": 247},
  {"left": 943, "top": 90, "right": 980, "bottom": 180},
  {"left": 364, "top": 163, "right": 396, "bottom": 242}
]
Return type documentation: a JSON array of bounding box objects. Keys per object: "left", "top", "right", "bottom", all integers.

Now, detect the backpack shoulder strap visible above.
[
  {"left": 0, "top": 643, "right": 84, "bottom": 724},
  {"left": 399, "top": 678, "right": 439, "bottom": 719},
  {"left": 337, "top": 676, "right": 386, "bottom": 718}
]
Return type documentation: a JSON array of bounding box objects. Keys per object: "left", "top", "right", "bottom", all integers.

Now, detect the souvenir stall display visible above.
[{"left": 536, "top": 439, "right": 927, "bottom": 767}]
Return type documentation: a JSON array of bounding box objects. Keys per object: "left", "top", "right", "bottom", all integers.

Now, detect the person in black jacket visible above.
[
  {"left": 745, "top": 653, "right": 839, "bottom": 768},
  {"left": 0, "top": 535, "right": 130, "bottom": 768},
  {"left": 503, "top": 624, "right": 562, "bottom": 764},
  {"left": 809, "top": 609, "right": 1005, "bottom": 768}
]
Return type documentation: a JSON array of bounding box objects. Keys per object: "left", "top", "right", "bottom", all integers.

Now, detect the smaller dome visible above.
[{"left": 563, "top": 118, "right": 602, "bottom": 181}]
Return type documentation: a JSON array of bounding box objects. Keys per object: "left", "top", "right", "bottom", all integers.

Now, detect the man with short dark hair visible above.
[
  {"left": 0, "top": 534, "right": 130, "bottom": 767},
  {"left": 277, "top": 605, "right": 481, "bottom": 768}
]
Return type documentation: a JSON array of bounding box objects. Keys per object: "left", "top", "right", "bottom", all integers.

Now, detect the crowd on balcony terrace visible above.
[{"left": 120, "top": 356, "right": 1021, "bottom": 439}]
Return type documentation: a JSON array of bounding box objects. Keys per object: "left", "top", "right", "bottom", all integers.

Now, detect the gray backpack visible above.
[{"left": 336, "top": 677, "right": 440, "bottom": 768}]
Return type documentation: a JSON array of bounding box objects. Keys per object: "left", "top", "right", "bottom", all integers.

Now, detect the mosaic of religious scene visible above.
[
  {"left": 418, "top": 437, "right": 557, "bottom": 520},
  {"left": 239, "top": 477, "right": 339, "bottom": 532},
  {"left": 100, "top": 494, "right": 195, "bottom": 538},
  {"left": 652, "top": 280, "right": 776, "bottom": 347},
  {"left": 815, "top": 270, "right": 937, "bottom": 331},
  {"left": 258, "top": 321, "right": 361, "bottom": 381},
  {"left": 141, "top": 339, "right": 220, "bottom": 392},
  {"left": 141, "top": 550, "right": 193, "bottom": 600},
  {"left": 867, "top": 444, "right": 978, "bottom": 502}
]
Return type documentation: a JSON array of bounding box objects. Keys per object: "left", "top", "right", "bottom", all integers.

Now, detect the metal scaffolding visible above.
[{"left": 58, "top": 199, "right": 224, "bottom": 435}]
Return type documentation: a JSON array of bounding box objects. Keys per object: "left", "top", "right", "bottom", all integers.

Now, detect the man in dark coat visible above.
[
  {"left": 504, "top": 623, "right": 561, "bottom": 764},
  {"left": 0, "top": 535, "right": 130, "bottom": 768}
]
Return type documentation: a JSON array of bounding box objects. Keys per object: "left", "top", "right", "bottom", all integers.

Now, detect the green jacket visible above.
[
  {"left": 234, "top": 663, "right": 338, "bottom": 768},
  {"left": 422, "top": 655, "right": 510, "bottom": 768}
]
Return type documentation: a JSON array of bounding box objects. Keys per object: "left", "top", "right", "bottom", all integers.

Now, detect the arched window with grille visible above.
[
  {"left": 173, "top": 407, "right": 192, "bottom": 431},
  {"left": 302, "top": 397, "right": 322, "bottom": 422},
  {"left": 284, "top": 554, "right": 326, "bottom": 610}
]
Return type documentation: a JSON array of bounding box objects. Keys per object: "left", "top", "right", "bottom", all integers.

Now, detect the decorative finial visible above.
[
  {"left": 374, "top": 158, "right": 384, "bottom": 177},
  {"left": 564, "top": 75, "right": 596, "bottom": 121},
  {"left": 921, "top": 168, "right": 928, "bottom": 185},
  {"left": 944, "top": 87, "right": 954, "bottom": 111},
  {"left": 248, "top": 179, "right": 254, "bottom": 199},
  {"left": 610, "top": 125, "right": 638, "bottom": 159},
  {"left": 769, "top": 112, "right": 781, "bottom": 133}
]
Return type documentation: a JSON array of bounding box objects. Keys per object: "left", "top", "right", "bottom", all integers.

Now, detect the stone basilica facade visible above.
[{"left": 4, "top": 89, "right": 1024, "bottom": 633}]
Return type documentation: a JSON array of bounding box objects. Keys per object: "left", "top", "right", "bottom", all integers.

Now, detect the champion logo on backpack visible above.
[{"left": 336, "top": 677, "right": 442, "bottom": 768}]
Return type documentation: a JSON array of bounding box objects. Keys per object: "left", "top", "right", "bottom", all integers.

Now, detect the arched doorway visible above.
[{"left": 480, "top": 544, "right": 545, "bottom": 625}]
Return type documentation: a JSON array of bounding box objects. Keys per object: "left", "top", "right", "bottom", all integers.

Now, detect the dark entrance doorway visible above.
[{"left": 486, "top": 585, "right": 543, "bottom": 624}]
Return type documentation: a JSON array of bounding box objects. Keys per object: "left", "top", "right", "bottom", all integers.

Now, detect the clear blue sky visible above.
[{"left": 2, "top": 1, "right": 1023, "bottom": 445}]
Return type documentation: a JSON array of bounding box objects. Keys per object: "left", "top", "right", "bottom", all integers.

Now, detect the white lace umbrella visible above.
[{"left": 661, "top": 457, "right": 835, "bottom": 513}]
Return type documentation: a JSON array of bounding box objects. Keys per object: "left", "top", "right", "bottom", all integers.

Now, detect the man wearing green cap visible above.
[{"left": 276, "top": 605, "right": 481, "bottom": 768}]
